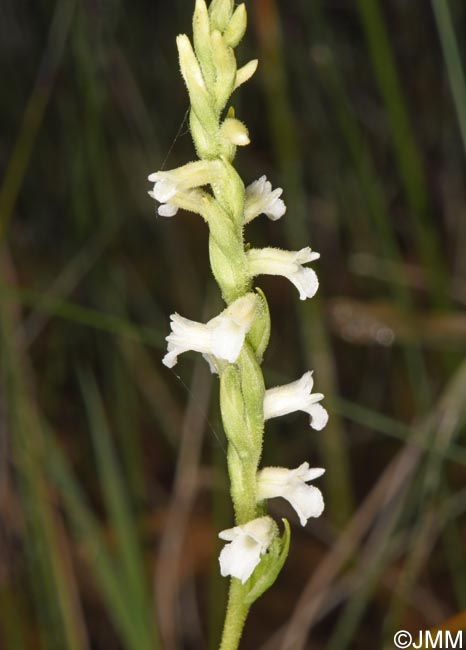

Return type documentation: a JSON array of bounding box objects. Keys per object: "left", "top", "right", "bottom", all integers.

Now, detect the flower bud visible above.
[
  {"left": 177, "top": 34, "right": 217, "bottom": 132},
  {"left": 224, "top": 4, "right": 247, "bottom": 48},
  {"left": 211, "top": 30, "right": 236, "bottom": 111},
  {"left": 189, "top": 110, "right": 217, "bottom": 159},
  {"left": 209, "top": 0, "right": 234, "bottom": 32},
  {"left": 220, "top": 118, "right": 250, "bottom": 146},
  {"left": 246, "top": 287, "right": 270, "bottom": 362},
  {"left": 193, "top": 0, "right": 215, "bottom": 86}
]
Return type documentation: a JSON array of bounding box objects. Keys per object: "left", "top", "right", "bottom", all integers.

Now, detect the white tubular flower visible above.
[
  {"left": 162, "top": 293, "right": 258, "bottom": 368},
  {"left": 247, "top": 246, "right": 320, "bottom": 300},
  {"left": 148, "top": 160, "right": 220, "bottom": 213},
  {"left": 257, "top": 463, "right": 325, "bottom": 526},
  {"left": 244, "top": 175, "right": 286, "bottom": 223},
  {"left": 218, "top": 516, "right": 275, "bottom": 584},
  {"left": 148, "top": 187, "right": 206, "bottom": 219},
  {"left": 264, "top": 371, "right": 328, "bottom": 431}
]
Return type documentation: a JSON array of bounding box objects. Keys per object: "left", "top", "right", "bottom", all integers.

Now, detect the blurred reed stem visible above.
[
  {"left": 357, "top": 0, "right": 449, "bottom": 310},
  {"left": 46, "top": 426, "right": 159, "bottom": 650},
  {"left": 253, "top": 0, "right": 354, "bottom": 527},
  {"left": 0, "top": 0, "right": 76, "bottom": 240},
  {"left": 441, "top": 486, "right": 466, "bottom": 607},
  {"left": 0, "top": 283, "right": 165, "bottom": 348},
  {"left": 431, "top": 0, "right": 466, "bottom": 156},
  {"left": 307, "top": 0, "right": 466, "bottom": 631},
  {"left": 335, "top": 397, "right": 466, "bottom": 467},
  {"left": 78, "top": 369, "right": 157, "bottom": 650},
  {"left": 0, "top": 590, "right": 27, "bottom": 650},
  {"left": 110, "top": 348, "right": 147, "bottom": 509},
  {"left": 306, "top": 0, "right": 432, "bottom": 411},
  {"left": 328, "top": 359, "right": 466, "bottom": 649},
  {"left": 0, "top": 249, "right": 88, "bottom": 650},
  {"left": 383, "top": 360, "right": 466, "bottom": 637}
]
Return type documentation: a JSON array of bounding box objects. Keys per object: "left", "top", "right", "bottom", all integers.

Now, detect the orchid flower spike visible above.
[
  {"left": 264, "top": 371, "right": 328, "bottom": 431},
  {"left": 244, "top": 175, "right": 286, "bottom": 223},
  {"left": 162, "top": 293, "right": 258, "bottom": 368},
  {"left": 247, "top": 246, "right": 320, "bottom": 300},
  {"left": 218, "top": 516, "right": 276, "bottom": 584},
  {"left": 257, "top": 463, "right": 325, "bottom": 526}
]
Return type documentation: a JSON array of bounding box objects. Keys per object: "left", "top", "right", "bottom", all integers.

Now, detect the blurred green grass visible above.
[{"left": 1, "top": 0, "right": 466, "bottom": 648}]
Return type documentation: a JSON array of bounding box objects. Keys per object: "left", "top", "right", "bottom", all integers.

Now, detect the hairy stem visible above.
[{"left": 219, "top": 581, "right": 250, "bottom": 650}]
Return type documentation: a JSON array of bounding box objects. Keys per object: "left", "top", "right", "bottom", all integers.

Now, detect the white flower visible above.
[
  {"left": 147, "top": 187, "right": 207, "bottom": 219},
  {"left": 264, "top": 371, "right": 328, "bottom": 431},
  {"left": 244, "top": 175, "right": 286, "bottom": 223},
  {"left": 148, "top": 160, "right": 220, "bottom": 216},
  {"left": 247, "top": 246, "right": 320, "bottom": 300},
  {"left": 218, "top": 516, "right": 275, "bottom": 584},
  {"left": 162, "top": 293, "right": 258, "bottom": 368},
  {"left": 257, "top": 463, "right": 325, "bottom": 526}
]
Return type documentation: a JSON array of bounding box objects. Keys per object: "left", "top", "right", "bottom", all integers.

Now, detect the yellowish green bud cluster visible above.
[{"left": 177, "top": 0, "right": 256, "bottom": 162}]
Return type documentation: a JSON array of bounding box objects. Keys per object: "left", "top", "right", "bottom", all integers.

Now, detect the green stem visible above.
[{"left": 219, "top": 581, "right": 250, "bottom": 650}]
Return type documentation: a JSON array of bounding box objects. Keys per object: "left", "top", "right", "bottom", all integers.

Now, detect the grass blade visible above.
[{"left": 78, "top": 368, "right": 158, "bottom": 650}]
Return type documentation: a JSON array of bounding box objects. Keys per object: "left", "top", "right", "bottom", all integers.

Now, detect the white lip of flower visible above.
[
  {"left": 147, "top": 190, "right": 179, "bottom": 217},
  {"left": 264, "top": 371, "right": 328, "bottom": 431},
  {"left": 157, "top": 202, "right": 178, "bottom": 217},
  {"left": 244, "top": 175, "right": 286, "bottom": 223},
  {"left": 247, "top": 246, "right": 320, "bottom": 300},
  {"left": 162, "top": 294, "right": 258, "bottom": 368},
  {"left": 257, "top": 463, "right": 325, "bottom": 527},
  {"left": 218, "top": 516, "right": 275, "bottom": 584}
]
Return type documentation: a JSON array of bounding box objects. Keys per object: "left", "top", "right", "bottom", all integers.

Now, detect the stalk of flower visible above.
[{"left": 149, "top": 1, "right": 328, "bottom": 648}]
